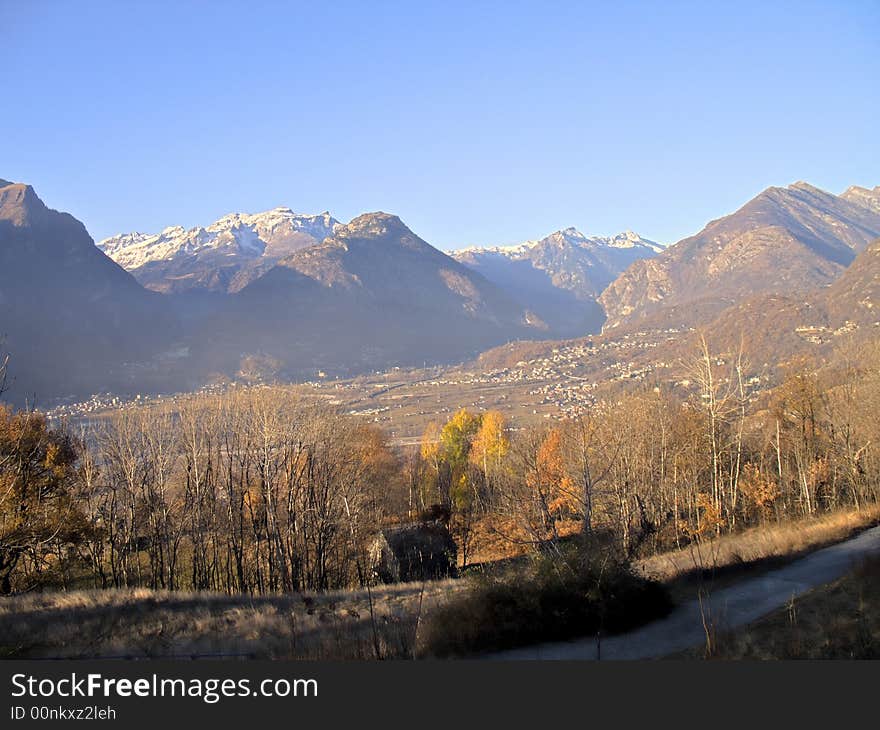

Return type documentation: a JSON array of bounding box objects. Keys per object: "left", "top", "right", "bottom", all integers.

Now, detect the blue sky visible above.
[{"left": 1, "top": 0, "right": 878, "bottom": 249}]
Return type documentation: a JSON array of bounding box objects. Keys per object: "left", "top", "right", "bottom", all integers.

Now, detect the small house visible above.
[{"left": 369, "top": 521, "right": 458, "bottom": 583}]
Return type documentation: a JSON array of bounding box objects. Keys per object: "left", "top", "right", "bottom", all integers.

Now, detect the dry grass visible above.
[
  {"left": 3, "top": 508, "right": 877, "bottom": 660},
  {"left": 0, "top": 580, "right": 465, "bottom": 660},
  {"left": 637, "top": 506, "right": 880, "bottom": 586},
  {"left": 674, "top": 554, "right": 880, "bottom": 659}
]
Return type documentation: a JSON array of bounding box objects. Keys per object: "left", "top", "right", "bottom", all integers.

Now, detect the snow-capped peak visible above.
[
  {"left": 98, "top": 208, "right": 339, "bottom": 270},
  {"left": 599, "top": 230, "right": 665, "bottom": 253},
  {"left": 450, "top": 227, "right": 663, "bottom": 259}
]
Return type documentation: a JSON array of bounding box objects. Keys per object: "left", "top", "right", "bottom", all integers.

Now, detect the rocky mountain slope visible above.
[
  {"left": 825, "top": 236, "right": 880, "bottom": 326},
  {"left": 841, "top": 185, "right": 880, "bottom": 214},
  {"left": 451, "top": 228, "right": 662, "bottom": 337},
  {"left": 599, "top": 182, "right": 880, "bottom": 330},
  {"left": 674, "top": 234, "right": 880, "bottom": 369}
]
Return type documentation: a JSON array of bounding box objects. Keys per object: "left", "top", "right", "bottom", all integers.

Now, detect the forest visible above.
[{"left": 1, "top": 338, "right": 879, "bottom": 597}]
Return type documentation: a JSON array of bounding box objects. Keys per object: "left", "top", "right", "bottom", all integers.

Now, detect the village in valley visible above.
[{"left": 45, "top": 325, "right": 701, "bottom": 444}]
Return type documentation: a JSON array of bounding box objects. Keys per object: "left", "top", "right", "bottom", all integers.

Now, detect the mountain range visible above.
[
  {"left": 450, "top": 229, "right": 663, "bottom": 336},
  {"left": 1, "top": 182, "right": 551, "bottom": 402},
  {"left": 474, "top": 183, "right": 880, "bottom": 387},
  {"left": 1, "top": 176, "right": 877, "bottom": 405},
  {"left": 98, "top": 209, "right": 339, "bottom": 294},
  {"left": 100, "top": 210, "right": 665, "bottom": 346}
]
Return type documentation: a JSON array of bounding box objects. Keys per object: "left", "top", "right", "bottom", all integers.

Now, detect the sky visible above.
[{"left": 1, "top": 0, "right": 878, "bottom": 249}]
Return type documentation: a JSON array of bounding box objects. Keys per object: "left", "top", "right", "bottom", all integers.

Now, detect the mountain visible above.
[
  {"left": 599, "top": 182, "right": 880, "bottom": 330},
  {"left": 191, "top": 212, "right": 541, "bottom": 378},
  {"left": 677, "top": 235, "right": 880, "bottom": 369},
  {"left": 841, "top": 185, "right": 880, "bottom": 215},
  {"left": 0, "top": 179, "right": 178, "bottom": 404},
  {"left": 99, "top": 209, "right": 339, "bottom": 293},
  {"left": 825, "top": 236, "right": 880, "bottom": 327},
  {"left": 451, "top": 228, "right": 663, "bottom": 337}
]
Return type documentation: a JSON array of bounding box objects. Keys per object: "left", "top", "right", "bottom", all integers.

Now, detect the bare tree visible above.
[{"left": 0, "top": 348, "right": 8, "bottom": 399}]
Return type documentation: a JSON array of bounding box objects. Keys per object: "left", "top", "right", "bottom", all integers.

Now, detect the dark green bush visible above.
[{"left": 422, "top": 544, "right": 672, "bottom": 656}]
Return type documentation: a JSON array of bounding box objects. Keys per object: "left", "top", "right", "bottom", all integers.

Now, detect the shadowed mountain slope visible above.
[
  {"left": 0, "top": 180, "right": 178, "bottom": 404},
  {"left": 189, "top": 212, "right": 542, "bottom": 378}
]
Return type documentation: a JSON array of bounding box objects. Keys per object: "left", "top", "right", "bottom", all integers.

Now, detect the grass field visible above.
[{"left": 0, "top": 581, "right": 463, "bottom": 660}]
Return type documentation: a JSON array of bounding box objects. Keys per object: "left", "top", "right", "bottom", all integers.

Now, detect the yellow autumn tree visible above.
[
  {"left": 420, "top": 421, "right": 441, "bottom": 465},
  {"left": 439, "top": 410, "right": 483, "bottom": 568},
  {"left": 440, "top": 408, "right": 481, "bottom": 471},
  {"left": 469, "top": 410, "right": 509, "bottom": 480}
]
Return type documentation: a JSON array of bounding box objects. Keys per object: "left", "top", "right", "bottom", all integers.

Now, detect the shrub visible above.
[{"left": 421, "top": 543, "right": 672, "bottom": 656}]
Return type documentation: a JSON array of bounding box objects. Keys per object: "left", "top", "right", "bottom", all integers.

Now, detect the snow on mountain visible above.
[
  {"left": 599, "top": 230, "right": 666, "bottom": 253},
  {"left": 99, "top": 208, "right": 338, "bottom": 271},
  {"left": 451, "top": 228, "right": 663, "bottom": 259},
  {"left": 449, "top": 227, "right": 663, "bottom": 338},
  {"left": 97, "top": 208, "right": 339, "bottom": 293},
  {"left": 450, "top": 227, "right": 664, "bottom": 294}
]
